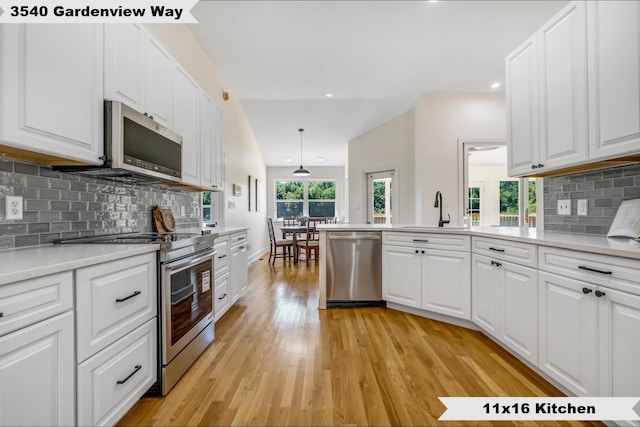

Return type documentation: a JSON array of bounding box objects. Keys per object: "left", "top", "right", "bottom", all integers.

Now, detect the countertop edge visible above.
[
  {"left": 317, "top": 225, "right": 640, "bottom": 260},
  {"left": 0, "top": 244, "right": 160, "bottom": 286},
  {"left": 212, "top": 227, "right": 249, "bottom": 237}
]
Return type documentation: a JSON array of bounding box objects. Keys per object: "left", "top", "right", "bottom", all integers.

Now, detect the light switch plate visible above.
[
  {"left": 557, "top": 199, "right": 571, "bottom": 215},
  {"left": 577, "top": 199, "right": 588, "bottom": 216}
]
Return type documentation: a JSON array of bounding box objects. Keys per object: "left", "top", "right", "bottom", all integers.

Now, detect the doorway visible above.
[
  {"left": 461, "top": 141, "right": 539, "bottom": 228},
  {"left": 366, "top": 170, "right": 394, "bottom": 224}
]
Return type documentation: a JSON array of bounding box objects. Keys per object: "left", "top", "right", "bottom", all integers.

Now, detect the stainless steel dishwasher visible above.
[{"left": 326, "top": 231, "right": 384, "bottom": 307}]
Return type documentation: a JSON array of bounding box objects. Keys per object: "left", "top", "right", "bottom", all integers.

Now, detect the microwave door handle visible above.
[{"left": 167, "top": 249, "right": 217, "bottom": 272}]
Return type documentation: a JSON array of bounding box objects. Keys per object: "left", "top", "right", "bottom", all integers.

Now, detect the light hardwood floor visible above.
[{"left": 117, "top": 255, "right": 602, "bottom": 427}]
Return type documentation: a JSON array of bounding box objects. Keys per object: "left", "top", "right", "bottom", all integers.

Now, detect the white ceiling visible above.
[{"left": 189, "top": 0, "right": 568, "bottom": 168}]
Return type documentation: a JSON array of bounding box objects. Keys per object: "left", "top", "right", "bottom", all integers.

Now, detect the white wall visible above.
[
  {"left": 415, "top": 94, "right": 506, "bottom": 226},
  {"left": 145, "top": 24, "right": 269, "bottom": 260},
  {"left": 348, "top": 110, "right": 415, "bottom": 224},
  {"left": 266, "top": 166, "right": 346, "bottom": 225}
]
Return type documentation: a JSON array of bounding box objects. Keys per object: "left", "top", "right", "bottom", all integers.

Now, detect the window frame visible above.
[{"left": 274, "top": 179, "right": 337, "bottom": 220}]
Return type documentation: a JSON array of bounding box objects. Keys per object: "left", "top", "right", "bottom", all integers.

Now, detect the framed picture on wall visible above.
[
  {"left": 255, "top": 178, "right": 260, "bottom": 212},
  {"left": 248, "top": 175, "right": 254, "bottom": 211}
]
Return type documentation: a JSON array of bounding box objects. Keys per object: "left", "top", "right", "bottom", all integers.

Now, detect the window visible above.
[
  {"left": 499, "top": 181, "right": 519, "bottom": 226},
  {"left": 202, "top": 192, "right": 212, "bottom": 222},
  {"left": 468, "top": 186, "right": 480, "bottom": 226},
  {"left": 275, "top": 180, "right": 336, "bottom": 219},
  {"left": 276, "top": 181, "right": 304, "bottom": 218}
]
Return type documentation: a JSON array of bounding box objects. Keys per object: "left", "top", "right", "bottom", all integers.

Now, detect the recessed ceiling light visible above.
[
  {"left": 317, "top": 157, "right": 324, "bottom": 162},
  {"left": 325, "top": 93, "right": 333, "bottom": 98},
  {"left": 285, "top": 157, "right": 292, "bottom": 162},
  {"left": 491, "top": 82, "right": 501, "bottom": 89}
]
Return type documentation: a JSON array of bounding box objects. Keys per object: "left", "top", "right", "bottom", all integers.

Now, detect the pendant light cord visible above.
[{"left": 299, "top": 128, "right": 304, "bottom": 166}]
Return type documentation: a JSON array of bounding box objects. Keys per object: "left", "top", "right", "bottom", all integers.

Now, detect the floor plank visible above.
[{"left": 117, "top": 255, "right": 602, "bottom": 427}]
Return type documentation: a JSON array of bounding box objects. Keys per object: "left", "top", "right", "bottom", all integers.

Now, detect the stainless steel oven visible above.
[{"left": 160, "top": 247, "right": 215, "bottom": 394}]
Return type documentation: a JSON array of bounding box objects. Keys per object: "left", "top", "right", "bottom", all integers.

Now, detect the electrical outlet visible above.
[
  {"left": 577, "top": 199, "right": 588, "bottom": 216},
  {"left": 557, "top": 199, "right": 571, "bottom": 215},
  {"left": 5, "top": 196, "right": 23, "bottom": 220}
]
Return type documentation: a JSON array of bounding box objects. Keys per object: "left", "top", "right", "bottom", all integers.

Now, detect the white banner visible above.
[
  {"left": 0, "top": 0, "right": 199, "bottom": 23},
  {"left": 439, "top": 397, "right": 640, "bottom": 421}
]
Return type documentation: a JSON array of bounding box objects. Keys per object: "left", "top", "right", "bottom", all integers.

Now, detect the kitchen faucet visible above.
[{"left": 434, "top": 191, "right": 450, "bottom": 227}]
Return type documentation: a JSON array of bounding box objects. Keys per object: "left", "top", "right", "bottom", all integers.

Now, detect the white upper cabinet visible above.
[
  {"left": 506, "top": 35, "right": 539, "bottom": 176},
  {"left": 538, "top": 1, "right": 589, "bottom": 170},
  {"left": 144, "top": 36, "right": 173, "bottom": 128},
  {"left": 104, "top": 24, "right": 173, "bottom": 129},
  {"left": 104, "top": 24, "right": 145, "bottom": 113},
  {"left": 172, "top": 64, "right": 200, "bottom": 187},
  {"left": 507, "top": 1, "right": 588, "bottom": 176},
  {"left": 587, "top": 1, "right": 640, "bottom": 160},
  {"left": 199, "top": 91, "right": 224, "bottom": 191},
  {"left": 0, "top": 24, "right": 104, "bottom": 165}
]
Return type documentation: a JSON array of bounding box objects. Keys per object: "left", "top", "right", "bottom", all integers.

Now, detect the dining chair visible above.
[
  {"left": 267, "top": 218, "right": 293, "bottom": 264},
  {"left": 282, "top": 216, "right": 297, "bottom": 239},
  {"left": 296, "top": 222, "right": 320, "bottom": 265},
  {"left": 308, "top": 217, "right": 326, "bottom": 238}
]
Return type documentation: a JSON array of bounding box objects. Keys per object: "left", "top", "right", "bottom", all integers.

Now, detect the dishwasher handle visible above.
[{"left": 328, "top": 234, "right": 381, "bottom": 240}]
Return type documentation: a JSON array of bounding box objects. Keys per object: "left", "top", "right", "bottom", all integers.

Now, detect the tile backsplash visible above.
[
  {"left": 0, "top": 158, "right": 200, "bottom": 249},
  {"left": 543, "top": 163, "right": 640, "bottom": 235}
]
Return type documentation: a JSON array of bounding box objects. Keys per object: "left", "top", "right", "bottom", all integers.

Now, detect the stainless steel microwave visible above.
[{"left": 54, "top": 100, "right": 183, "bottom": 184}]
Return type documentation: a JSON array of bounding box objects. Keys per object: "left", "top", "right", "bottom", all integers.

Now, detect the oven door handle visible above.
[{"left": 166, "top": 249, "right": 217, "bottom": 272}]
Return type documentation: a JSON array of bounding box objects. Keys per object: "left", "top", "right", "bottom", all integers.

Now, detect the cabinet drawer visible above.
[
  {"left": 75, "top": 252, "right": 157, "bottom": 362},
  {"left": 77, "top": 318, "right": 157, "bottom": 427},
  {"left": 230, "top": 231, "right": 248, "bottom": 249},
  {"left": 214, "top": 235, "right": 230, "bottom": 277},
  {"left": 214, "top": 273, "right": 230, "bottom": 321},
  {"left": 383, "top": 232, "right": 470, "bottom": 251},
  {"left": 539, "top": 246, "right": 640, "bottom": 296},
  {"left": 472, "top": 237, "right": 537, "bottom": 268},
  {"left": 0, "top": 271, "right": 73, "bottom": 337}
]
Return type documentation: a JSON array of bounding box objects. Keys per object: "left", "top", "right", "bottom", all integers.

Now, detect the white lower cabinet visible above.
[
  {"left": 214, "top": 273, "right": 231, "bottom": 321},
  {"left": 77, "top": 318, "right": 157, "bottom": 426},
  {"left": 538, "top": 246, "right": 640, "bottom": 398},
  {"left": 382, "top": 233, "right": 471, "bottom": 320},
  {"left": 229, "top": 232, "right": 248, "bottom": 304},
  {"left": 382, "top": 245, "right": 422, "bottom": 308},
  {"left": 472, "top": 254, "right": 538, "bottom": 365},
  {"left": 0, "top": 311, "right": 75, "bottom": 427},
  {"left": 538, "top": 271, "right": 598, "bottom": 396}
]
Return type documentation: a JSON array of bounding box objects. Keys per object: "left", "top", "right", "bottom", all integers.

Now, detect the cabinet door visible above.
[
  {"left": 199, "top": 90, "right": 215, "bottom": 189},
  {"left": 588, "top": 1, "right": 640, "bottom": 160},
  {"left": 229, "top": 242, "right": 248, "bottom": 304},
  {"left": 423, "top": 249, "right": 470, "bottom": 320},
  {"left": 382, "top": 245, "right": 421, "bottom": 308},
  {"left": 538, "top": 1, "right": 588, "bottom": 170},
  {"left": 214, "top": 272, "right": 231, "bottom": 321},
  {"left": 0, "top": 311, "right": 74, "bottom": 427},
  {"left": 145, "top": 36, "right": 173, "bottom": 128},
  {"left": 1, "top": 24, "right": 103, "bottom": 165},
  {"left": 501, "top": 262, "right": 538, "bottom": 365},
  {"left": 538, "top": 272, "right": 598, "bottom": 396},
  {"left": 471, "top": 254, "right": 501, "bottom": 337},
  {"left": 212, "top": 103, "right": 224, "bottom": 189},
  {"left": 173, "top": 65, "right": 200, "bottom": 186},
  {"left": 598, "top": 287, "right": 640, "bottom": 397},
  {"left": 104, "top": 24, "right": 145, "bottom": 112},
  {"left": 506, "top": 35, "right": 539, "bottom": 177}
]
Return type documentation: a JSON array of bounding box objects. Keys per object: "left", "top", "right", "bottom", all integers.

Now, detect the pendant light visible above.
[{"left": 292, "top": 128, "right": 310, "bottom": 176}]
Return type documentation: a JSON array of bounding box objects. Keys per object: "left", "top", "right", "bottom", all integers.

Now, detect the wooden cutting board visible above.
[{"left": 152, "top": 205, "right": 176, "bottom": 233}]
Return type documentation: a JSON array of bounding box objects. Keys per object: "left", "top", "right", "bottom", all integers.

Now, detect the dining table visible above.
[{"left": 280, "top": 224, "right": 314, "bottom": 264}]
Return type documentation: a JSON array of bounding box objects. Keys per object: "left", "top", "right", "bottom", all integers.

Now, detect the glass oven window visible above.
[{"left": 170, "top": 259, "right": 213, "bottom": 346}]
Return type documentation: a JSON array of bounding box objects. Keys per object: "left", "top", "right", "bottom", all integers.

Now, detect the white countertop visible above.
[
  {"left": 317, "top": 224, "right": 640, "bottom": 260},
  {"left": 0, "top": 244, "right": 159, "bottom": 286}
]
